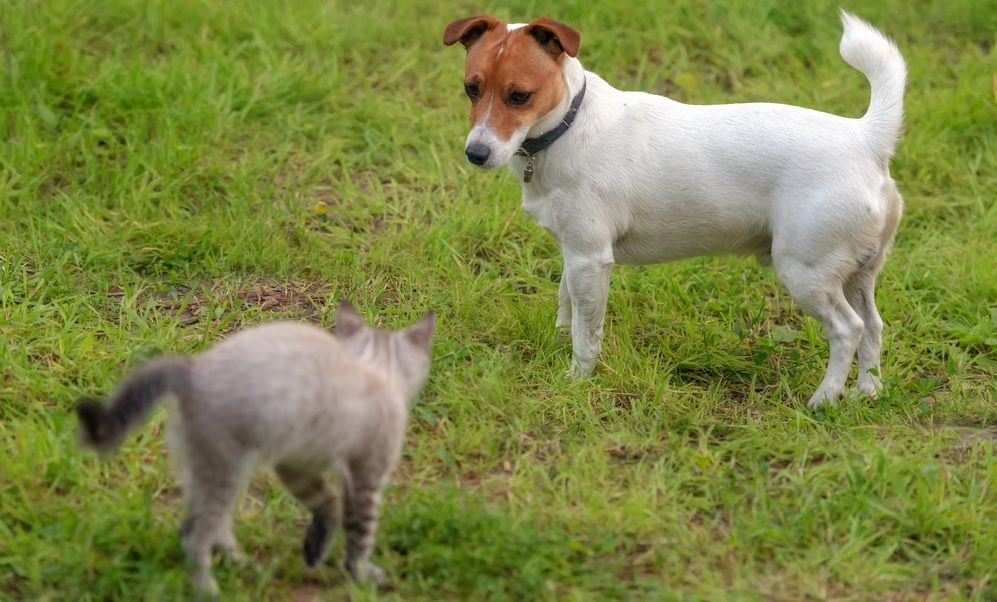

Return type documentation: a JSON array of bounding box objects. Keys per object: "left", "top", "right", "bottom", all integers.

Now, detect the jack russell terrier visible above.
[{"left": 444, "top": 11, "right": 906, "bottom": 408}]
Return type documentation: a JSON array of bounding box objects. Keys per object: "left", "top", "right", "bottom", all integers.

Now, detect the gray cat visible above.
[{"left": 76, "top": 300, "right": 435, "bottom": 596}]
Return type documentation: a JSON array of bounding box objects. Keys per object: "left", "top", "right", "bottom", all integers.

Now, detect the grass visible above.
[{"left": 1, "top": 0, "right": 994, "bottom": 599}]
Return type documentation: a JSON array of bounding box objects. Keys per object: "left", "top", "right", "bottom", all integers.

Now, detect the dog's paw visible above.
[
  {"left": 857, "top": 372, "right": 883, "bottom": 398},
  {"left": 568, "top": 357, "right": 595, "bottom": 379},
  {"left": 807, "top": 388, "right": 841, "bottom": 410},
  {"left": 555, "top": 326, "right": 571, "bottom": 342},
  {"left": 806, "top": 397, "right": 824, "bottom": 410}
]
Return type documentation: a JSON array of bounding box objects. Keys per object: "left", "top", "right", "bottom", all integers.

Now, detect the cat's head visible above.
[{"left": 334, "top": 299, "right": 436, "bottom": 403}]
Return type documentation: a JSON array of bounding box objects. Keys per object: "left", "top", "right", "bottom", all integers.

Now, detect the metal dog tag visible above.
[{"left": 523, "top": 156, "right": 535, "bottom": 183}]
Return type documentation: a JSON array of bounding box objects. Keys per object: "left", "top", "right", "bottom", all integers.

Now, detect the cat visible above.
[{"left": 76, "top": 300, "right": 435, "bottom": 596}]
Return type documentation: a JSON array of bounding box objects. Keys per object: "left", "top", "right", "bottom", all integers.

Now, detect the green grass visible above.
[{"left": 1, "top": 0, "right": 994, "bottom": 599}]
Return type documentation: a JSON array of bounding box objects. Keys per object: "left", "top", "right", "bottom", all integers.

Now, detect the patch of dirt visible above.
[
  {"left": 933, "top": 420, "right": 997, "bottom": 447},
  {"left": 233, "top": 282, "right": 332, "bottom": 319},
  {"left": 605, "top": 442, "right": 666, "bottom": 463},
  {"left": 111, "top": 280, "right": 335, "bottom": 332},
  {"left": 929, "top": 418, "right": 995, "bottom": 465},
  {"left": 287, "top": 583, "right": 324, "bottom": 602}
]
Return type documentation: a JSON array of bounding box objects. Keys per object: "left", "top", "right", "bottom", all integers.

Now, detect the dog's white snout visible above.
[{"left": 465, "top": 125, "right": 522, "bottom": 169}]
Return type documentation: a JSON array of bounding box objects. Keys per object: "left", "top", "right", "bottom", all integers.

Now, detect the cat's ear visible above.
[
  {"left": 335, "top": 298, "right": 365, "bottom": 337},
  {"left": 405, "top": 311, "right": 436, "bottom": 350}
]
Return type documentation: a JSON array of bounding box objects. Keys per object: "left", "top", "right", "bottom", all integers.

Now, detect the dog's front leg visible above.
[
  {"left": 563, "top": 248, "right": 614, "bottom": 378},
  {"left": 555, "top": 271, "right": 572, "bottom": 339}
]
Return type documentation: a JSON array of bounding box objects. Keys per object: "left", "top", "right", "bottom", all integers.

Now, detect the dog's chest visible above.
[{"left": 520, "top": 193, "right": 560, "bottom": 237}]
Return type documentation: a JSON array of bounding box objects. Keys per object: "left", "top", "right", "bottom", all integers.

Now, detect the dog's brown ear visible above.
[
  {"left": 525, "top": 17, "right": 581, "bottom": 58},
  {"left": 443, "top": 15, "right": 502, "bottom": 49}
]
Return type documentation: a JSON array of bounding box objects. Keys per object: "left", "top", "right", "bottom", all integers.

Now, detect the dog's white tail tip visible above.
[{"left": 837, "top": 9, "right": 906, "bottom": 161}]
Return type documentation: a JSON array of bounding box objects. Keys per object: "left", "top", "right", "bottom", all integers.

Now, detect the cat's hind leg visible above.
[
  {"left": 276, "top": 465, "right": 339, "bottom": 567},
  {"left": 177, "top": 441, "right": 253, "bottom": 596}
]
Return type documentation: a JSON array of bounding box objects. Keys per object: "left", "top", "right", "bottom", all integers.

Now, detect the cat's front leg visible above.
[{"left": 343, "top": 473, "right": 387, "bottom": 586}]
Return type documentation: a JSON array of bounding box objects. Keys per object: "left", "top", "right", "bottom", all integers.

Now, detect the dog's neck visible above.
[
  {"left": 527, "top": 57, "right": 587, "bottom": 140},
  {"left": 512, "top": 58, "right": 589, "bottom": 183},
  {"left": 518, "top": 78, "right": 587, "bottom": 158}
]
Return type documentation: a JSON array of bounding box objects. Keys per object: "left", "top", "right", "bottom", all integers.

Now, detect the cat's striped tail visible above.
[{"left": 76, "top": 355, "right": 191, "bottom": 454}]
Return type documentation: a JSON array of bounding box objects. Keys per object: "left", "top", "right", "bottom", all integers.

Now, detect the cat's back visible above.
[
  {"left": 208, "top": 321, "right": 338, "bottom": 356},
  {"left": 199, "top": 321, "right": 341, "bottom": 370},
  {"left": 189, "top": 321, "right": 378, "bottom": 407}
]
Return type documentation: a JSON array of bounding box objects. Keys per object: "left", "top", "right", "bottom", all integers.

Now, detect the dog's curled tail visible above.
[
  {"left": 76, "top": 355, "right": 191, "bottom": 454},
  {"left": 838, "top": 10, "right": 907, "bottom": 161}
]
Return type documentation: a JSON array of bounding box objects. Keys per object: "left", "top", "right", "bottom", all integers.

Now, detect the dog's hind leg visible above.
[
  {"left": 843, "top": 184, "right": 901, "bottom": 398},
  {"left": 844, "top": 264, "right": 884, "bottom": 397},
  {"left": 776, "top": 259, "right": 865, "bottom": 409}
]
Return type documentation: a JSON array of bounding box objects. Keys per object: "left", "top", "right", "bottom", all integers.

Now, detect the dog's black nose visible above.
[{"left": 465, "top": 143, "right": 490, "bottom": 166}]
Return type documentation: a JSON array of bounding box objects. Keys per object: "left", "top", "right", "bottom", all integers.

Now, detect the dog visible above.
[{"left": 444, "top": 11, "right": 906, "bottom": 408}]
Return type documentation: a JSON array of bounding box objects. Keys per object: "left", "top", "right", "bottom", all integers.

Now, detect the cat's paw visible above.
[
  {"left": 219, "top": 547, "right": 248, "bottom": 566},
  {"left": 303, "top": 517, "right": 333, "bottom": 567},
  {"left": 347, "top": 560, "right": 386, "bottom": 586},
  {"left": 193, "top": 573, "right": 219, "bottom": 600}
]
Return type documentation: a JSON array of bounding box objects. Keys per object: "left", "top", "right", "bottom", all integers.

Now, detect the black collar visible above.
[{"left": 516, "top": 78, "right": 587, "bottom": 158}]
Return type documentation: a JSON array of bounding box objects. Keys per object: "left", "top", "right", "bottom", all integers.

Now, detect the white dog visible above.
[{"left": 444, "top": 11, "right": 906, "bottom": 408}]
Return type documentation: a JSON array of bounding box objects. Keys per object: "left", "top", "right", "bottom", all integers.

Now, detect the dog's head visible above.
[{"left": 443, "top": 15, "right": 581, "bottom": 169}]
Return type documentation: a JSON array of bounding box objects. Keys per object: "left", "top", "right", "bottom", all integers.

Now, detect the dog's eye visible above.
[
  {"left": 508, "top": 91, "right": 532, "bottom": 106},
  {"left": 464, "top": 82, "right": 480, "bottom": 100}
]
